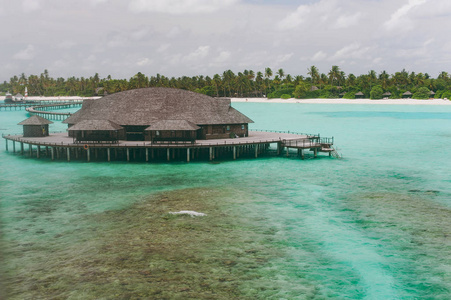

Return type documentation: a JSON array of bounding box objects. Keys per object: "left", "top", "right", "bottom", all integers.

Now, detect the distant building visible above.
[
  {"left": 14, "top": 93, "right": 24, "bottom": 101},
  {"left": 402, "top": 91, "right": 412, "bottom": 98},
  {"left": 18, "top": 115, "right": 53, "bottom": 137},
  {"left": 63, "top": 87, "right": 253, "bottom": 143},
  {"left": 355, "top": 91, "right": 364, "bottom": 98}
]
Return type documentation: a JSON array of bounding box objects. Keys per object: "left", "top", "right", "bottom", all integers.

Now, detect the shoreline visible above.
[
  {"left": 2, "top": 95, "right": 450, "bottom": 106},
  {"left": 231, "top": 97, "right": 451, "bottom": 105}
]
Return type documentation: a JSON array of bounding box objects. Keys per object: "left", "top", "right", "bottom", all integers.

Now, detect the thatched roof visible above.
[
  {"left": 64, "top": 88, "right": 253, "bottom": 126},
  {"left": 144, "top": 119, "right": 201, "bottom": 131},
  {"left": 310, "top": 86, "right": 319, "bottom": 91},
  {"left": 429, "top": 90, "right": 436, "bottom": 95},
  {"left": 355, "top": 91, "right": 364, "bottom": 96},
  {"left": 18, "top": 115, "right": 53, "bottom": 125},
  {"left": 403, "top": 91, "right": 412, "bottom": 95},
  {"left": 67, "top": 119, "right": 123, "bottom": 131},
  {"left": 382, "top": 92, "right": 392, "bottom": 96}
]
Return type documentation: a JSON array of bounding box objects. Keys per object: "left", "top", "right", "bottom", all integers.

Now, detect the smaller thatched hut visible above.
[
  {"left": 145, "top": 120, "right": 200, "bottom": 143},
  {"left": 18, "top": 115, "right": 53, "bottom": 137},
  {"left": 402, "top": 91, "right": 412, "bottom": 98},
  {"left": 14, "top": 93, "right": 24, "bottom": 101},
  {"left": 67, "top": 119, "right": 124, "bottom": 143},
  {"left": 382, "top": 92, "right": 392, "bottom": 99},
  {"left": 429, "top": 90, "right": 436, "bottom": 98},
  {"left": 310, "top": 86, "right": 319, "bottom": 92},
  {"left": 355, "top": 91, "right": 364, "bottom": 99}
]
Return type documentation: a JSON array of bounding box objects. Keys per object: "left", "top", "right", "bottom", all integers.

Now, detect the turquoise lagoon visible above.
[{"left": 0, "top": 102, "right": 450, "bottom": 299}]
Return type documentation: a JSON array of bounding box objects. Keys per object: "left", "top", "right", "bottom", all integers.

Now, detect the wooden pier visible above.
[
  {"left": 24, "top": 102, "right": 82, "bottom": 120},
  {"left": 0, "top": 99, "right": 83, "bottom": 111},
  {"left": 2, "top": 131, "right": 337, "bottom": 163}
]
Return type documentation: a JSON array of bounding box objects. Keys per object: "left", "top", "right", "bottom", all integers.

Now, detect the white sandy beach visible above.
[
  {"left": 2, "top": 95, "right": 450, "bottom": 105},
  {"left": 232, "top": 97, "right": 451, "bottom": 105}
]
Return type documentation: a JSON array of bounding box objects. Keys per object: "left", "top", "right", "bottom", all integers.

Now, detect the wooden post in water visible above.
[
  {"left": 13, "top": 141, "right": 16, "bottom": 153},
  {"left": 67, "top": 148, "right": 71, "bottom": 162},
  {"left": 87, "top": 148, "right": 90, "bottom": 162},
  {"left": 5, "top": 140, "right": 8, "bottom": 151},
  {"left": 167, "top": 148, "right": 170, "bottom": 161},
  {"left": 29, "top": 144, "right": 32, "bottom": 157},
  {"left": 233, "top": 146, "right": 236, "bottom": 160},
  {"left": 187, "top": 148, "right": 190, "bottom": 162},
  {"left": 314, "top": 148, "right": 318, "bottom": 158},
  {"left": 286, "top": 147, "right": 289, "bottom": 157},
  {"left": 107, "top": 148, "right": 111, "bottom": 162},
  {"left": 126, "top": 148, "right": 130, "bottom": 162},
  {"left": 51, "top": 147, "right": 55, "bottom": 160},
  {"left": 209, "top": 147, "right": 213, "bottom": 161},
  {"left": 145, "top": 148, "right": 149, "bottom": 162},
  {"left": 37, "top": 146, "right": 40, "bottom": 158},
  {"left": 300, "top": 149, "right": 304, "bottom": 160},
  {"left": 255, "top": 145, "right": 258, "bottom": 158},
  {"left": 20, "top": 142, "right": 24, "bottom": 155}
]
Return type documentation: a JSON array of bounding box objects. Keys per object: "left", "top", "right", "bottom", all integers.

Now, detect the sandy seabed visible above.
[{"left": 232, "top": 97, "right": 451, "bottom": 105}]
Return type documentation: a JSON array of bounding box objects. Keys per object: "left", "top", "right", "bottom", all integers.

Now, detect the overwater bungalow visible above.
[
  {"left": 63, "top": 87, "right": 253, "bottom": 143},
  {"left": 18, "top": 115, "right": 53, "bottom": 137},
  {"left": 4, "top": 87, "right": 337, "bottom": 162}
]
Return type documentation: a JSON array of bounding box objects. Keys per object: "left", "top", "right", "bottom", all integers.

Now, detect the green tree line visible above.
[{"left": 2, "top": 66, "right": 451, "bottom": 100}]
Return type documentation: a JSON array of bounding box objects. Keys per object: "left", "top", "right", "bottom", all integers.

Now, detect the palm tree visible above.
[
  {"left": 265, "top": 67, "right": 273, "bottom": 79},
  {"left": 307, "top": 65, "right": 320, "bottom": 85},
  {"left": 255, "top": 71, "right": 263, "bottom": 96},
  {"left": 379, "top": 71, "right": 390, "bottom": 90},
  {"left": 328, "top": 65, "right": 341, "bottom": 86},
  {"left": 213, "top": 74, "right": 221, "bottom": 97},
  {"left": 277, "top": 68, "right": 285, "bottom": 81},
  {"left": 368, "top": 70, "right": 377, "bottom": 89}
]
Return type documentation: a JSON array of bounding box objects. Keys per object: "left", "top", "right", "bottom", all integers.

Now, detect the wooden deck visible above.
[{"left": 2, "top": 131, "right": 335, "bottom": 162}]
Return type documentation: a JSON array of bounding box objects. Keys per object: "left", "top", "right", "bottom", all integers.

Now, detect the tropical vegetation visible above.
[{"left": 2, "top": 67, "right": 451, "bottom": 100}]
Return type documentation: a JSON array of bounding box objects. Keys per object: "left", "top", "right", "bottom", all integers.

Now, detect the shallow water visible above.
[{"left": 1, "top": 102, "right": 450, "bottom": 299}]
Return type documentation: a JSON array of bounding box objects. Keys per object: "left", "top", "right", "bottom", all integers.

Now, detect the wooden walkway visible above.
[
  {"left": 25, "top": 102, "right": 82, "bottom": 120},
  {"left": 0, "top": 99, "right": 83, "bottom": 111},
  {"left": 2, "top": 131, "right": 336, "bottom": 162}
]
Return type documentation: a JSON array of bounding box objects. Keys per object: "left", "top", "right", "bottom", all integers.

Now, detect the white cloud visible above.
[
  {"left": 312, "top": 51, "right": 328, "bottom": 62},
  {"left": 13, "top": 45, "right": 35, "bottom": 60},
  {"left": 128, "top": 0, "right": 239, "bottom": 15},
  {"left": 137, "top": 57, "right": 153, "bottom": 66},
  {"left": 335, "top": 12, "right": 362, "bottom": 29},
  {"left": 209, "top": 50, "right": 232, "bottom": 68},
  {"left": 183, "top": 45, "right": 210, "bottom": 62},
  {"left": 131, "top": 29, "right": 149, "bottom": 41},
  {"left": 275, "top": 53, "right": 293, "bottom": 65},
  {"left": 22, "top": 0, "right": 40, "bottom": 13},
  {"left": 58, "top": 40, "right": 76, "bottom": 49},
  {"left": 157, "top": 44, "right": 171, "bottom": 53},
  {"left": 384, "top": 0, "right": 427, "bottom": 32},
  {"left": 330, "top": 43, "right": 371, "bottom": 61},
  {"left": 167, "top": 26, "right": 183, "bottom": 39},
  {"left": 278, "top": 0, "right": 338, "bottom": 30}
]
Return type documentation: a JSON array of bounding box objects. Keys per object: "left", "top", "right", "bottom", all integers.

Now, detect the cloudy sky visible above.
[{"left": 1, "top": 0, "right": 450, "bottom": 81}]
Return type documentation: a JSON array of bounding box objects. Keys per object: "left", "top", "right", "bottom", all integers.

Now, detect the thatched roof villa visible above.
[
  {"left": 63, "top": 87, "right": 253, "bottom": 143},
  {"left": 18, "top": 115, "right": 53, "bottom": 137}
]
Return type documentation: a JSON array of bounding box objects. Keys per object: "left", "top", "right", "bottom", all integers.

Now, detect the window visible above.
[
  {"left": 241, "top": 125, "right": 245, "bottom": 130},
  {"left": 227, "top": 126, "right": 230, "bottom": 131}
]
